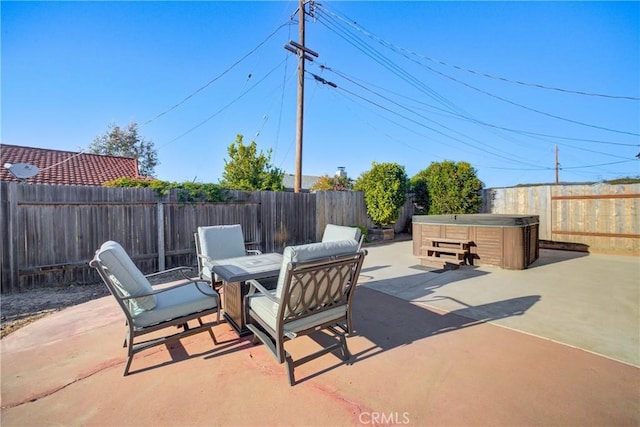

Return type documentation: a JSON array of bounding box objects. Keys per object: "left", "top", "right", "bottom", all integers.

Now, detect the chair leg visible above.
[
  {"left": 123, "top": 354, "right": 133, "bottom": 376},
  {"left": 285, "top": 353, "right": 296, "bottom": 386},
  {"left": 338, "top": 334, "right": 351, "bottom": 362},
  {"left": 326, "top": 324, "right": 351, "bottom": 361},
  {"left": 123, "top": 322, "right": 138, "bottom": 375},
  {"left": 198, "top": 317, "right": 218, "bottom": 345},
  {"left": 123, "top": 334, "right": 134, "bottom": 376},
  {"left": 123, "top": 321, "right": 130, "bottom": 348}
]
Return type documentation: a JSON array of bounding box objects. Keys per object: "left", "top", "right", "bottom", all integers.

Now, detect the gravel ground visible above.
[
  {"left": 0, "top": 284, "right": 111, "bottom": 339},
  {"left": 0, "top": 267, "right": 199, "bottom": 339}
]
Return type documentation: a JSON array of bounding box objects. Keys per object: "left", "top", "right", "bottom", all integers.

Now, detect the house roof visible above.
[
  {"left": 282, "top": 174, "right": 322, "bottom": 192},
  {"left": 0, "top": 144, "right": 140, "bottom": 186}
]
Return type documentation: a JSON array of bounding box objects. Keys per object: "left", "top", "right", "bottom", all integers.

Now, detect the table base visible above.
[{"left": 224, "top": 278, "right": 277, "bottom": 336}]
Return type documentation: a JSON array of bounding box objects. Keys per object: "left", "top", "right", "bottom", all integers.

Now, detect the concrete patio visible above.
[{"left": 1, "top": 240, "right": 638, "bottom": 426}]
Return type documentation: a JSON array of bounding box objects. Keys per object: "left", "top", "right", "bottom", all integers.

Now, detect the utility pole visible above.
[
  {"left": 555, "top": 145, "right": 559, "bottom": 185},
  {"left": 284, "top": 0, "right": 318, "bottom": 193},
  {"left": 294, "top": 0, "right": 306, "bottom": 193}
]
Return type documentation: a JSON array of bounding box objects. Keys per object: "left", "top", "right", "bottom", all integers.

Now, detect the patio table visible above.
[{"left": 205, "top": 253, "right": 282, "bottom": 336}]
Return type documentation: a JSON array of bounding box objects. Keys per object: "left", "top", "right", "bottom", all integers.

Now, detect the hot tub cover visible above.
[{"left": 412, "top": 214, "right": 539, "bottom": 227}]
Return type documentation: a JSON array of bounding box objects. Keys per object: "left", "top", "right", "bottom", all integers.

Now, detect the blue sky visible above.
[{"left": 2, "top": 1, "right": 639, "bottom": 188}]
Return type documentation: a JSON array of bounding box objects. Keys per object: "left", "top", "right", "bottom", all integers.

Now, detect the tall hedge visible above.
[
  {"left": 411, "top": 161, "right": 484, "bottom": 214},
  {"left": 354, "top": 162, "right": 408, "bottom": 227}
]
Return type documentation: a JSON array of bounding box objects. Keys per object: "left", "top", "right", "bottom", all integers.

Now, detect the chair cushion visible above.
[
  {"left": 248, "top": 293, "right": 347, "bottom": 334},
  {"left": 96, "top": 241, "right": 157, "bottom": 311},
  {"left": 131, "top": 281, "right": 218, "bottom": 328},
  {"left": 198, "top": 225, "right": 247, "bottom": 281},
  {"left": 274, "top": 240, "right": 360, "bottom": 302},
  {"left": 322, "top": 224, "right": 362, "bottom": 244}
]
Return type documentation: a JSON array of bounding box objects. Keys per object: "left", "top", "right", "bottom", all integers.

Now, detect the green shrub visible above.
[
  {"left": 412, "top": 161, "right": 483, "bottom": 214},
  {"left": 103, "top": 177, "right": 227, "bottom": 203},
  {"left": 354, "top": 162, "right": 408, "bottom": 228}
]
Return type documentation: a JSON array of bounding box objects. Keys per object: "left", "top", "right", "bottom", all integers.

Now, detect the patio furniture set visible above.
[{"left": 89, "top": 224, "right": 366, "bottom": 385}]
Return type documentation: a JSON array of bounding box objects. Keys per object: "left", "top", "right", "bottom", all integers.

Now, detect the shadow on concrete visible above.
[
  {"left": 362, "top": 265, "right": 490, "bottom": 302},
  {"left": 349, "top": 287, "right": 539, "bottom": 360},
  {"left": 294, "top": 287, "right": 539, "bottom": 384},
  {"left": 540, "top": 240, "right": 590, "bottom": 253},
  {"left": 127, "top": 332, "right": 251, "bottom": 376},
  {"left": 360, "top": 264, "right": 391, "bottom": 275},
  {"left": 527, "top": 249, "right": 589, "bottom": 268},
  {"left": 423, "top": 295, "right": 542, "bottom": 329}
]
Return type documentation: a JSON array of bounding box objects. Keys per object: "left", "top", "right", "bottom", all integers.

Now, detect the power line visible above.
[
  {"left": 320, "top": 65, "right": 635, "bottom": 172},
  {"left": 311, "top": 63, "right": 639, "bottom": 174},
  {"left": 314, "top": 10, "right": 466, "bottom": 118},
  {"left": 316, "top": 3, "right": 640, "bottom": 101},
  {"left": 421, "top": 58, "right": 640, "bottom": 101},
  {"left": 141, "top": 22, "right": 291, "bottom": 128},
  {"left": 560, "top": 159, "right": 637, "bottom": 170},
  {"left": 273, "top": 23, "right": 295, "bottom": 158},
  {"left": 158, "top": 58, "right": 288, "bottom": 149},
  {"left": 315, "top": 5, "right": 640, "bottom": 137},
  {"left": 418, "top": 61, "right": 640, "bottom": 137},
  {"left": 327, "top": 84, "right": 437, "bottom": 153},
  {"left": 38, "top": 150, "right": 86, "bottom": 172},
  {"left": 480, "top": 159, "right": 637, "bottom": 171},
  {"left": 311, "top": 4, "right": 640, "bottom": 184},
  {"left": 321, "top": 66, "right": 638, "bottom": 156},
  {"left": 318, "top": 71, "right": 640, "bottom": 176},
  {"left": 313, "top": 72, "right": 546, "bottom": 168}
]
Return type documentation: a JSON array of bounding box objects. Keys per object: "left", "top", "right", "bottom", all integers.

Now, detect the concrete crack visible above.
[{"left": 2, "top": 358, "right": 122, "bottom": 409}]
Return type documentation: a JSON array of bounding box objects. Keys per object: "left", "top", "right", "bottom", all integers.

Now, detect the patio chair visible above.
[
  {"left": 321, "top": 223, "right": 364, "bottom": 249},
  {"left": 90, "top": 240, "right": 221, "bottom": 376},
  {"left": 244, "top": 240, "right": 367, "bottom": 385},
  {"left": 195, "top": 224, "right": 261, "bottom": 286}
]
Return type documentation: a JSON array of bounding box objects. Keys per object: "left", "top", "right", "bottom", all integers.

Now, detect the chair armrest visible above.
[
  {"left": 246, "top": 279, "right": 280, "bottom": 304},
  {"left": 145, "top": 266, "right": 193, "bottom": 281},
  {"left": 121, "top": 279, "right": 217, "bottom": 301},
  {"left": 197, "top": 254, "right": 211, "bottom": 261}
]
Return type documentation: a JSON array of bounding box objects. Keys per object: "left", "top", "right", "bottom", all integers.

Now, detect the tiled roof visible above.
[{"left": 0, "top": 144, "right": 140, "bottom": 186}]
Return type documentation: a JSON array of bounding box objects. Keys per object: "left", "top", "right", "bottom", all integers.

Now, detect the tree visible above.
[
  {"left": 411, "top": 160, "right": 484, "bottom": 214},
  {"left": 309, "top": 174, "right": 353, "bottom": 192},
  {"left": 354, "top": 162, "right": 408, "bottom": 228},
  {"left": 220, "top": 134, "right": 284, "bottom": 191},
  {"left": 89, "top": 122, "right": 158, "bottom": 177},
  {"left": 409, "top": 174, "right": 430, "bottom": 214}
]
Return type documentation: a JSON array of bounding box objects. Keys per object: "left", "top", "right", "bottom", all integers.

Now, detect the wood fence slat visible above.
[
  {"left": 0, "top": 183, "right": 416, "bottom": 292},
  {"left": 483, "top": 183, "right": 640, "bottom": 254}
]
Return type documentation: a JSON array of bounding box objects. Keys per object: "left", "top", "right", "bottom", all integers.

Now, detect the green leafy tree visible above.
[
  {"left": 220, "top": 134, "right": 284, "bottom": 191},
  {"left": 409, "top": 175, "right": 430, "bottom": 214},
  {"left": 412, "top": 160, "right": 484, "bottom": 214},
  {"left": 309, "top": 174, "right": 353, "bottom": 192},
  {"left": 354, "top": 162, "right": 408, "bottom": 227},
  {"left": 89, "top": 122, "right": 158, "bottom": 177}
]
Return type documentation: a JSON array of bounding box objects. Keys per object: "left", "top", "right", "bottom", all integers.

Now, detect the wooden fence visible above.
[
  {"left": 1, "top": 183, "right": 413, "bottom": 292},
  {"left": 482, "top": 183, "right": 640, "bottom": 254}
]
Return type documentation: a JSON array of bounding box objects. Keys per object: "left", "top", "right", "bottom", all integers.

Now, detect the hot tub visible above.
[{"left": 412, "top": 214, "right": 539, "bottom": 269}]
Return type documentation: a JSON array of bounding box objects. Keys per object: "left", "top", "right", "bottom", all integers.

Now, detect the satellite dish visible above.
[{"left": 4, "top": 163, "right": 40, "bottom": 181}]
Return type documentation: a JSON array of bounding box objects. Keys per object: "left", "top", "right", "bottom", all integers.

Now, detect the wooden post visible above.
[
  {"left": 157, "top": 202, "right": 165, "bottom": 271},
  {"left": 6, "top": 183, "right": 20, "bottom": 292},
  {"left": 555, "top": 145, "right": 559, "bottom": 185},
  {"left": 294, "top": 0, "right": 306, "bottom": 193}
]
